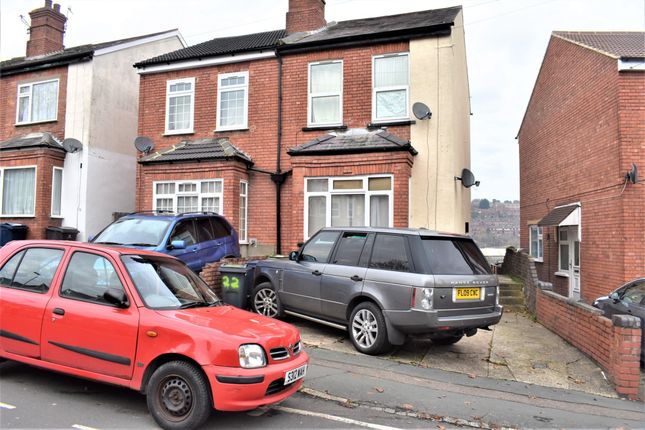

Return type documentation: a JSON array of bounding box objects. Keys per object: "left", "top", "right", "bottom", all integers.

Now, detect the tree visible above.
[{"left": 479, "top": 198, "right": 490, "bottom": 209}]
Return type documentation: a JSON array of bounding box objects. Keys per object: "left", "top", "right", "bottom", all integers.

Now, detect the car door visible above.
[
  {"left": 167, "top": 220, "right": 201, "bottom": 272},
  {"left": 0, "top": 246, "right": 65, "bottom": 358},
  {"left": 280, "top": 230, "right": 340, "bottom": 316},
  {"left": 194, "top": 217, "right": 220, "bottom": 268},
  {"left": 321, "top": 232, "right": 370, "bottom": 322},
  {"left": 41, "top": 250, "right": 139, "bottom": 380}
]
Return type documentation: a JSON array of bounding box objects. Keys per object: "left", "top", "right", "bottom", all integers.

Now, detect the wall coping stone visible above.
[
  {"left": 612, "top": 314, "right": 642, "bottom": 328},
  {"left": 537, "top": 281, "right": 553, "bottom": 291}
]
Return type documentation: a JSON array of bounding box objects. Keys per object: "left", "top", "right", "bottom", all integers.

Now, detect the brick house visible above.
[
  {"left": 518, "top": 32, "right": 645, "bottom": 303},
  {"left": 134, "top": 0, "right": 472, "bottom": 256},
  {"left": 0, "top": 1, "right": 184, "bottom": 241}
]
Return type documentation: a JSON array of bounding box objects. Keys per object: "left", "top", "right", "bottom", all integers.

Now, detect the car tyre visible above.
[
  {"left": 349, "top": 302, "right": 391, "bottom": 355},
  {"left": 147, "top": 361, "right": 212, "bottom": 430},
  {"left": 430, "top": 334, "right": 463, "bottom": 345},
  {"left": 251, "top": 282, "right": 283, "bottom": 318}
]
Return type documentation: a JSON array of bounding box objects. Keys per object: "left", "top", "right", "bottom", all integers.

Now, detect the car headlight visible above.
[{"left": 239, "top": 344, "right": 266, "bottom": 369}]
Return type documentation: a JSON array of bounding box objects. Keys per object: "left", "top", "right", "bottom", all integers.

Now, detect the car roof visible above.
[
  {"left": 318, "top": 226, "right": 470, "bottom": 239},
  {"left": 4, "top": 240, "right": 174, "bottom": 259},
  {"left": 119, "top": 211, "right": 226, "bottom": 221}
]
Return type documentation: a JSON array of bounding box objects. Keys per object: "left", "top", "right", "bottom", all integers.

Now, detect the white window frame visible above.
[
  {"left": 216, "top": 71, "right": 249, "bottom": 131},
  {"left": 0, "top": 165, "right": 37, "bottom": 217},
  {"left": 165, "top": 77, "right": 195, "bottom": 135},
  {"left": 372, "top": 53, "right": 409, "bottom": 123},
  {"left": 529, "top": 225, "right": 543, "bottom": 262},
  {"left": 152, "top": 179, "right": 223, "bottom": 214},
  {"left": 303, "top": 175, "right": 393, "bottom": 239},
  {"left": 51, "top": 167, "right": 63, "bottom": 218},
  {"left": 15, "top": 78, "right": 59, "bottom": 125},
  {"left": 239, "top": 180, "right": 248, "bottom": 244},
  {"left": 307, "top": 60, "right": 343, "bottom": 127}
]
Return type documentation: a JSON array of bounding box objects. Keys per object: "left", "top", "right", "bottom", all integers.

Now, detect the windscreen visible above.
[
  {"left": 121, "top": 255, "right": 220, "bottom": 309},
  {"left": 94, "top": 218, "right": 171, "bottom": 247},
  {"left": 422, "top": 238, "right": 491, "bottom": 275}
]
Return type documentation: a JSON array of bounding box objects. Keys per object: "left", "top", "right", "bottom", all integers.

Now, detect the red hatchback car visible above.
[{"left": 0, "top": 241, "right": 308, "bottom": 429}]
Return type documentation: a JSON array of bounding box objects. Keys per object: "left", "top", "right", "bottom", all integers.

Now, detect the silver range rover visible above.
[{"left": 249, "top": 227, "right": 503, "bottom": 355}]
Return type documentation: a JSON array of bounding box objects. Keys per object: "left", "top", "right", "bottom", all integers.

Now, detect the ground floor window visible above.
[
  {"left": 529, "top": 225, "right": 543, "bottom": 261},
  {"left": 153, "top": 179, "right": 223, "bottom": 214},
  {"left": 239, "top": 181, "right": 248, "bottom": 243},
  {"left": 51, "top": 167, "right": 63, "bottom": 217},
  {"left": 304, "top": 175, "right": 393, "bottom": 238},
  {"left": 1, "top": 166, "right": 36, "bottom": 216}
]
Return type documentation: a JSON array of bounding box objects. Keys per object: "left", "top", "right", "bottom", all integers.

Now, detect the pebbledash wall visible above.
[
  {"left": 502, "top": 248, "right": 642, "bottom": 399},
  {"left": 518, "top": 35, "right": 645, "bottom": 304}
]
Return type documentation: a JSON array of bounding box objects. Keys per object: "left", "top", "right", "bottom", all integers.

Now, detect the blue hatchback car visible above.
[{"left": 91, "top": 212, "right": 240, "bottom": 272}]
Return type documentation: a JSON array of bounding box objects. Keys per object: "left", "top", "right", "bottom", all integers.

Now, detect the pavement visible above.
[{"left": 291, "top": 310, "right": 619, "bottom": 399}]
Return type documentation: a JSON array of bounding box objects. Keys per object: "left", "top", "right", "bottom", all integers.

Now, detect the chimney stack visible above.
[
  {"left": 286, "top": 0, "right": 326, "bottom": 34},
  {"left": 26, "top": 0, "right": 67, "bottom": 57}
]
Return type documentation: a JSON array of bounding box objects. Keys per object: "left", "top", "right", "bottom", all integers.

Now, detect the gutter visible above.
[{"left": 0, "top": 52, "right": 94, "bottom": 77}]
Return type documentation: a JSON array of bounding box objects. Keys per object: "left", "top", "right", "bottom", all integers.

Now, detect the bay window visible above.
[
  {"left": 16, "top": 79, "right": 59, "bottom": 124},
  {"left": 373, "top": 53, "right": 409, "bottom": 122},
  {"left": 153, "top": 179, "right": 222, "bottom": 214},
  {"left": 239, "top": 181, "right": 248, "bottom": 243},
  {"left": 51, "top": 167, "right": 63, "bottom": 217},
  {"left": 304, "top": 175, "right": 392, "bottom": 238},
  {"left": 1, "top": 167, "right": 36, "bottom": 216},
  {"left": 308, "top": 61, "right": 343, "bottom": 126}
]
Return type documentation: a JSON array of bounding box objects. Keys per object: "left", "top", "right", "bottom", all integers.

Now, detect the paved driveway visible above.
[{"left": 293, "top": 310, "right": 618, "bottom": 398}]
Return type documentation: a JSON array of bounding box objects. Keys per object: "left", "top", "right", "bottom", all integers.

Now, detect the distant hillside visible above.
[{"left": 471, "top": 199, "right": 519, "bottom": 249}]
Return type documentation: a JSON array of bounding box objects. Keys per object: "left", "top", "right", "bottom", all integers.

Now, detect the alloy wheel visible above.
[
  {"left": 254, "top": 288, "right": 279, "bottom": 317},
  {"left": 351, "top": 309, "right": 378, "bottom": 348}
]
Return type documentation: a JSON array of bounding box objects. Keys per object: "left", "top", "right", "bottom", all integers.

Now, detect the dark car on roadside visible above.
[
  {"left": 91, "top": 211, "right": 240, "bottom": 273},
  {"left": 593, "top": 278, "right": 645, "bottom": 366},
  {"left": 248, "top": 227, "right": 503, "bottom": 355}
]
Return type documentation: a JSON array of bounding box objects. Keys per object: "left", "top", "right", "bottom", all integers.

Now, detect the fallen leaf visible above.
[
  {"left": 374, "top": 387, "right": 384, "bottom": 393},
  {"left": 468, "top": 373, "right": 477, "bottom": 379},
  {"left": 438, "top": 425, "right": 446, "bottom": 430},
  {"left": 401, "top": 403, "right": 414, "bottom": 411},
  {"left": 464, "top": 401, "right": 472, "bottom": 406}
]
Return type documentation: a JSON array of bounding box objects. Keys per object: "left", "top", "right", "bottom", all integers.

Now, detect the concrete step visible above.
[
  {"left": 503, "top": 304, "right": 527, "bottom": 313},
  {"left": 500, "top": 291, "right": 523, "bottom": 300},
  {"left": 500, "top": 296, "right": 525, "bottom": 306}
]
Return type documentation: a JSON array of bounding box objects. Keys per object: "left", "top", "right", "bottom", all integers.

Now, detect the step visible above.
[
  {"left": 500, "top": 296, "right": 525, "bottom": 306},
  {"left": 503, "top": 304, "right": 527, "bottom": 313},
  {"left": 500, "top": 290, "right": 524, "bottom": 298}
]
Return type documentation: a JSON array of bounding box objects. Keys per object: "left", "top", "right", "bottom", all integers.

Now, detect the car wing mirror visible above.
[
  {"left": 88, "top": 235, "right": 95, "bottom": 242},
  {"left": 169, "top": 240, "right": 186, "bottom": 250},
  {"left": 104, "top": 288, "right": 129, "bottom": 308},
  {"left": 289, "top": 251, "right": 299, "bottom": 261},
  {"left": 609, "top": 292, "right": 620, "bottom": 303}
]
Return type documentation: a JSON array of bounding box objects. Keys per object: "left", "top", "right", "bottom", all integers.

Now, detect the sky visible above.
[{"left": 1, "top": 0, "right": 644, "bottom": 201}]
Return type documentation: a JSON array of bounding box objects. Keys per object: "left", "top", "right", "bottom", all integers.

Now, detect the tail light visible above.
[{"left": 412, "top": 287, "right": 433, "bottom": 310}]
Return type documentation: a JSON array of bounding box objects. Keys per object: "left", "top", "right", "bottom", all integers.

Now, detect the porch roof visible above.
[
  {"left": 288, "top": 128, "right": 417, "bottom": 156},
  {"left": 0, "top": 132, "right": 64, "bottom": 152},
  {"left": 538, "top": 204, "right": 580, "bottom": 227},
  {"left": 138, "top": 137, "right": 253, "bottom": 166}
]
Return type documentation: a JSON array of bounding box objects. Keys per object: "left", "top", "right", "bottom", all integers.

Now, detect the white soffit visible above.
[{"left": 137, "top": 51, "right": 276, "bottom": 74}]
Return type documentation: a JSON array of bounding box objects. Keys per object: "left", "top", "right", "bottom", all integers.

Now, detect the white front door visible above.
[{"left": 559, "top": 226, "right": 580, "bottom": 300}]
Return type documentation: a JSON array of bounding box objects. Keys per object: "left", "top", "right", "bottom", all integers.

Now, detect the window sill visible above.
[
  {"left": 367, "top": 119, "right": 415, "bottom": 128},
  {"left": 164, "top": 130, "right": 194, "bottom": 137},
  {"left": 0, "top": 215, "right": 35, "bottom": 218},
  {"left": 302, "top": 124, "right": 347, "bottom": 132},
  {"left": 531, "top": 258, "right": 543, "bottom": 263},
  {"left": 15, "top": 119, "right": 57, "bottom": 127},
  {"left": 554, "top": 271, "right": 569, "bottom": 278},
  {"left": 214, "top": 127, "right": 249, "bottom": 133},
  {"left": 51, "top": 215, "right": 64, "bottom": 219}
]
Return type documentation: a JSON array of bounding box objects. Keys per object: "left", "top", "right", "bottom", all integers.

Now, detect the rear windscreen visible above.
[{"left": 422, "top": 238, "right": 491, "bottom": 275}]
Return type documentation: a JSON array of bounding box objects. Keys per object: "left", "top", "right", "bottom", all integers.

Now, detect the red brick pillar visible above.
[{"left": 609, "top": 315, "right": 642, "bottom": 400}]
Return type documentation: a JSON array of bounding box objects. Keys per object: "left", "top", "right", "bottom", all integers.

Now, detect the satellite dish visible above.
[
  {"left": 412, "top": 102, "right": 432, "bottom": 120},
  {"left": 455, "top": 168, "right": 480, "bottom": 188},
  {"left": 134, "top": 136, "right": 154, "bottom": 153},
  {"left": 62, "top": 138, "right": 82, "bottom": 153},
  {"left": 626, "top": 163, "right": 638, "bottom": 184}
]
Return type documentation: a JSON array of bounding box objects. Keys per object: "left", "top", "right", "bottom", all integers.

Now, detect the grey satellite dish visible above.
[
  {"left": 62, "top": 138, "right": 82, "bottom": 153},
  {"left": 455, "top": 168, "right": 480, "bottom": 188},
  {"left": 412, "top": 102, "right": 432, "bottom": 120},
  {"left": 134, "top": 136, "right": 154, "bottom": 153},
  {"left": 626, "top": 163, "right": 638, "bottom": 184}
]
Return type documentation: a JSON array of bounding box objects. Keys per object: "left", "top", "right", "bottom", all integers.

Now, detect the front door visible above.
[
  {"left": 42, "top": 251, "right": 138, "bottom": 379},
  {"left": 560, "top": 226, "right": 580, "bottom": 299}
]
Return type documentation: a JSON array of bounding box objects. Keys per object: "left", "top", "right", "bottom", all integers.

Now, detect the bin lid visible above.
[
  {"left": 47, "top": 226, "right": 79, "bottom": 233},
  {"left": 219, "top": 264, "right": 248, "bottom": 273},
  {"left": 1, "top": 223, "right": 28, "bottom": 229}
]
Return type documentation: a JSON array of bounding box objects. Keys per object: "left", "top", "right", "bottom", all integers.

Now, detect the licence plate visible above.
[
  {"left": 455, "top": 287, "right": 481, "bottom": 300},
  {"left": 284, "top": 364, "right": 307, "bottom": 385}
]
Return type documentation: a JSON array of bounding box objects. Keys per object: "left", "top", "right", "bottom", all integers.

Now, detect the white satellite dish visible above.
[
  {"left": 134, "top": 136, "right": 154, "bottom": 153},
  {"left": 62, "top": 138, "right": 82, "bottom": 153}
]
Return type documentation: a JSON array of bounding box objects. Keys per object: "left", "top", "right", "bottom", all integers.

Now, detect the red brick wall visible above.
[
  {"left": 286, "top": 0, "right": 326, "bottom": 34},
  {"left": 0, "top": 66, "right": 68, "bottom": 141},
  {"left": 518, "top": 35, "right": 644, "bottom": 303},
  {"left": 0, "top": 148, "right": 66, "bottom": 239},
  {"left": 537, "top": 290, "right": 642, "bottom": 399},
  {"left": 137, "top": 41, "right": 414, "bottom": 253}
]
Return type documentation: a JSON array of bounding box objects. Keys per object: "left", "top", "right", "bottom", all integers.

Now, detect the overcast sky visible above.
[{"left": 2, "top": 0, "right": 643, "bottom": 201}]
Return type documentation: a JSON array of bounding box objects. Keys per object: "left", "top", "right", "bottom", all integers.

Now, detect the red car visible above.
[{"left": 0, "top": 241, "right": 308, "bottom": 430}]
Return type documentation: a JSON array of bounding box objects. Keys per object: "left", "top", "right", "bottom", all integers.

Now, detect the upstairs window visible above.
[
  {"left": 373, "top": 53, "right": 409, "bottom": 122},
  {"left": 16, "top": 79, "right": 59, "bottom": 124},
  {"left": 217, "top": 72, "right": 248, "bottom": 130},
  {"left": 165, "top": 78, "right": 195, "bottom": 134},
  {"left": 308, "top": 61, "right": 342, "bottom": 126}
]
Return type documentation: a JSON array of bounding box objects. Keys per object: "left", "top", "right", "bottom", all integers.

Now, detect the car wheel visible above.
[
  {"left": 146, "top": 361, "right": 212, "bottom": 430},
  {"left": 349, "top": 302, "right": 391, "bottom": 355},
  {"left": 430, "top": 334, "right": 463, "bottom": 345},
  {"left": 251, "top": 282, "right": 283, "bottom": 318}
]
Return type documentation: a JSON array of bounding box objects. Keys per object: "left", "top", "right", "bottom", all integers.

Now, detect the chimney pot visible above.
[
  {"left": 53, "top": 3, "right": 61, "bottom": 12},
  {"left": 45, "top": 0, "right": 53, "bottom": 8}
]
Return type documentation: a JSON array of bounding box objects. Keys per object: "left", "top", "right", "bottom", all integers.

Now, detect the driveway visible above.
[{"left": 292, "top": 310, "right": 619, "bottom": 398}]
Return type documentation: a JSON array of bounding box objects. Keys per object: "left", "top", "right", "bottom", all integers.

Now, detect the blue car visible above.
[{"left": 91, "top": 212, "right": 240, "bottom": 272}]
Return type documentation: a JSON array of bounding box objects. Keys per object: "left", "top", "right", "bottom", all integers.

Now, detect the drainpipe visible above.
[{"left": 274, "top": 52, "right": 284, "bottom": 255}]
